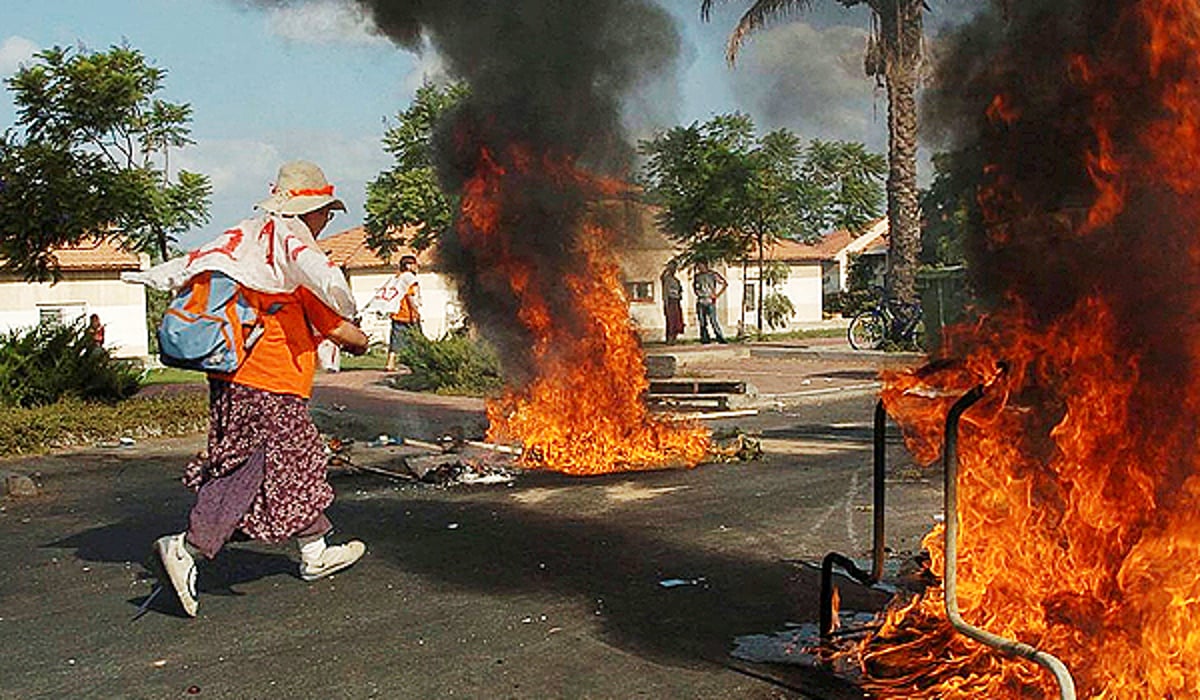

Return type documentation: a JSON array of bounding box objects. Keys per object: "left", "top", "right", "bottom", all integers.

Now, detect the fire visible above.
[
  {"left": 838, "top": 0, "right": 1200, "bottom": 696},
  {"left": 985, "top": 94, "right": 1020, "bottom": 126},
  {"left": 459, "top": 144, "right": 709, "bottom": 475}
]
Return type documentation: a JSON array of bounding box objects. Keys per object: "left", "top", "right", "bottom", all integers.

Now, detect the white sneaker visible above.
[
  {"left": 152, "top": 534, "right": 198, "bottom": 617},
  {"left": 300, "top": 540, "right": 366, "bottom": 582}
]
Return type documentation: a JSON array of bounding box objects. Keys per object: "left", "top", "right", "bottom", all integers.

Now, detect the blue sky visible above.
[{"left": 0, "top": 0, "right": 976, "bottom": 249}]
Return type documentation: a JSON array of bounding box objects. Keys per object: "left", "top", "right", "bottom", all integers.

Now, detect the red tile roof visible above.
[
  {"left": 765, "top": 229, "right": 856, "bottom": 262},
  {"left": 318, "top": 225, "right": 434, "bottom": 270},
  {"left": 49, "top": 238, "right": 145, "bottom": 271},
  {"left": 756, "top": 219, "right": 888, "bottom": 262}
]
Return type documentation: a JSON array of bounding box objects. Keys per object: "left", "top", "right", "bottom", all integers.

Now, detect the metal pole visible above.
[
  {"left": 872, "top": 399, "right": 887, "bottom": 582},
  {"left": 819, "top": 399, "right": 890, "bottom": 640},
  {"left": 943, "top": 385, "right": 1076, "bottom": 699}
]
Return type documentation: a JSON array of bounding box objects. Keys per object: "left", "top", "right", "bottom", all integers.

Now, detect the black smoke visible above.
[
  {"left": 352, "top": 0, "right": 681, "bottom": 379},
  {"left": 921, "top": 0, "right": 1177, "bottom": 328}
]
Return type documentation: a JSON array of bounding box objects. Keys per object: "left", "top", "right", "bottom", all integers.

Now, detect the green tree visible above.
[
  {"left": 702, "top": 0, "right": 925, "bottom": 307},
  {"left": 638, "top": 112, "right": 884, "bottom": 334},
  {"left": 799, "top": 140, "right": 887, "bottom": 234},
  {"left": 920, "top": 149, "right": 984, "bottom": 267},
  {"left": 0, "top": 44, "right": 211, "bottom": 280},
  {"left": 364, "top": 81, "right": 469, "bottom": 258},
  {"left": 760, "top": 261, "right": 796, "bottom": 329}
]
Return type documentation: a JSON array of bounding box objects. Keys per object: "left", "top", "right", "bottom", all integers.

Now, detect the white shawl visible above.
[{"left": 123, "top": 214, "right": 357, "bottom": 318}]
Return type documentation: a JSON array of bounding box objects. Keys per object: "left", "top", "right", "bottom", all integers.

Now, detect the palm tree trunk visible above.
[{"left": 878, "top": 0, "right": 923, "bottom": 307}]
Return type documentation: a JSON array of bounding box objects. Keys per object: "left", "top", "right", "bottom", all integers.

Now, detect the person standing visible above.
[
  {"left": 128, "top": 160, "right": 370, "bottom": 617},
  {"left": 87, "top": 313, "right": 105, "bottom": 349},
  {"left": 660, "top": 261, "right": 684, "bottom": 344},
  {"left": 692, "top": 260, "right": 727, "bottom": 344},
  {"left": 365, "top": 254, "right": 422, "bottom": 372}
]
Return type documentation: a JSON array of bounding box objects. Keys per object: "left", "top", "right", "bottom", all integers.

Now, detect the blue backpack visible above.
[{"left": 158, "top": 271, "right": 275, "bottom": 373}]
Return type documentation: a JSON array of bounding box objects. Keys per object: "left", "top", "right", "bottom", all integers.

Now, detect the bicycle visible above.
[{"left": 847, "top": 289, "right": 924, "bottom": 351}]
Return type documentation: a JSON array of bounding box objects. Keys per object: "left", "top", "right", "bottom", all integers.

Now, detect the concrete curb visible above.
[
  {"left": 744, "top": 382, "right": 882, "bottom": 410},
  {"left": 749, "top": 345, "right": 925, "bottom": 366},
  {"left": 647, "top": 343, "right": 926, "bottom": 367},
  {"left": 646, "top": 345, "right": 751, "bottom": 363}
]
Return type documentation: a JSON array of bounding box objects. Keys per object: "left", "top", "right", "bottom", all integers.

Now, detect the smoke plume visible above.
[
  {"left": 344, "top": 0, "right": 680, "bottom": 377},
  {"left": 922, "top": 0, "right": 1187, "bottom": 338}
]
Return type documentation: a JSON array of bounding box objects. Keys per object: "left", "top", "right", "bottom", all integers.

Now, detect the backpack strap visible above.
[{"left": 240, "top": 296, "right": 286, "bottom": 353}]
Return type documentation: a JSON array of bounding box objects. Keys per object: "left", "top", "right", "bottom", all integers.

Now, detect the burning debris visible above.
[
  {"left": 824, "top": 0, "right": 1200, "bottom": 696},
  {"left": 325, "top": 422, "right": 759, "bottom": 488},
  {"left": 325, "top": 434, "right": 520, "bottom": 487}
]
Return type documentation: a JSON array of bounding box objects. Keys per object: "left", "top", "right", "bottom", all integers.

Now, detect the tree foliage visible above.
[
  {"left": 638, "top": 112, "right": 884, "bottom": 332},
  {"left": 799, "top": 140, "right": 887, "bottom": 234},
  {"left": 0, "top": 44, "right": 210, "bottom": 280},
  {"left": 364, "top": 81, "right": 469, "bottom": 258},
  {"left": 920, "top": 149, "right": 984, "bottom": 267}
]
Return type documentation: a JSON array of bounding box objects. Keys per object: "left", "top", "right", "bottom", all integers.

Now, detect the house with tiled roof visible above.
[
  {"left": 728, "top": 217, "right": 888, "bottom": 330},
  {"left": 0, "top": 238, "right": 150, "bottom": 357},
  {"left": 317, "top": 225, "right": 461, "bottom": 343},
  {"left": 764, "top": 216, "right": 888, "bottom": 301}
]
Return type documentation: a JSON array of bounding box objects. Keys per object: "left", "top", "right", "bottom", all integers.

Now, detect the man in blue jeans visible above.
[{"left": 692, "top": 260, "right": 727, "bottom": 344}]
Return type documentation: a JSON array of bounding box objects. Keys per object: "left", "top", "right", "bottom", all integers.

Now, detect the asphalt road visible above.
[{"left": 0, "top": 373, "right": 942, "bottom": 699}]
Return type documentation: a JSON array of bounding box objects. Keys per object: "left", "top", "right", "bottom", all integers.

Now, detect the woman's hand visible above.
[{"left": 328, "top": 320, "right": 369, "bottom": 356}]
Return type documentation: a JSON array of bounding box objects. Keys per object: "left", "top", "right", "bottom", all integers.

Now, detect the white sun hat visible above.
[{"left": 255, "top": 160, "right": 347, "bottom": 216}]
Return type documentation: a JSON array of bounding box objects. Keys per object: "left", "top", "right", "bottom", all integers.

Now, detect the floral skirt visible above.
[{"left": 184, "top": 380, "right": 333, "bottom": 544}]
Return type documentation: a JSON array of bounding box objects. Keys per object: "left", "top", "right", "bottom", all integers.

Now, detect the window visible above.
[
  {"left": 38, "top": 303, "right": 86, "bottom": 327},
  {"left": 624, "top": 281, "right": 654, "bottom": 303},
  {"left": 743, "top": 282, "right": 757, "bottom": 311}
]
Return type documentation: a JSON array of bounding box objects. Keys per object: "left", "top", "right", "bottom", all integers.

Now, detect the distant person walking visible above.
[
  {"left": 692, "top": 260, "right": 727, "bottom": 344},
  {"left": 126, "top": 160, "right": 370, "bottom": 617},
  {"left": 660, "top": 261, "right": 684, "bottom": 344},
  {"left": 365, "top": 254, "right": 422, "bottom": 372}
]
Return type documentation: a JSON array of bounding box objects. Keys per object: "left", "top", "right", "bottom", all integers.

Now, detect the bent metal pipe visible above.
[{"left": 943, "top": 381, "right": 1076, "bottom": 699}]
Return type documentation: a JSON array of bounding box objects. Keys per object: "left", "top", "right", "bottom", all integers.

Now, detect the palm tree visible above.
[{"left": 700, "top": 0, "right": 925, "bottom": 306}]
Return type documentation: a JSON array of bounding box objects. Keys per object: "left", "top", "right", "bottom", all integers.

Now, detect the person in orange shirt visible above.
[
  {"left": 149, "top": 161, "right": 370, "bottom": 618},
  {"left": 366, "top": 254, "right": 422, "bottom": 372}
]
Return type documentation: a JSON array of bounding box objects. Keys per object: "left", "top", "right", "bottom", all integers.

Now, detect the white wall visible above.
[
  {"left": 778, "top": 263, "right": 824, "bottom": 324},
  {"left": 725, "top": 261, "right": 824, "bottom": 332},
  {"left": 0, "top": 274, "right": 149, "bottom": 358}
]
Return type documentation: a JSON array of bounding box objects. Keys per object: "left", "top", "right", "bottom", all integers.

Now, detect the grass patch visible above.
[
  {"left": 755, "top": 326, "right": 846, "bottom": 341},
  {"left": 0, "top": 393, "right": 210, "bottom": 458},
  {"left": 139, "top": 367, "right": 207, "bottom": 386},
  {"left": 338, "top": 345, "right": 389, "bottom": 371},
  {"left": 642, "top": 325, "right": 846, "bottom": 348}
]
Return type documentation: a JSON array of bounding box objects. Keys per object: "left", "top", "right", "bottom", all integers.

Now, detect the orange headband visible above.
[{"left": 286, "top": 185, "right": 334, "bottom": 197}]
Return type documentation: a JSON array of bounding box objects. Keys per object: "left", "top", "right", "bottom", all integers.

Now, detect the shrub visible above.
[
  {"left": 826, "top": 288, "right": 878, "bottom": 317},
  {"left": 393, "top": 332, "right": 504, "bottom": 396},
  {"left": 0, "top": 392, "right": 209, "bottom": 457},
  {"left": 762, "top": 292, "right": 795, "bottom": 330},
  {"left": 0, "top": 320, "right": 141, "bottom": 408}
]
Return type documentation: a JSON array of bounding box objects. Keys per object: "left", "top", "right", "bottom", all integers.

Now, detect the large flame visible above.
[
  {"left": 844, "top": 1, "right": 1200, "bottom": 696},
  {"left": 459, "top": 145, "right": 709, "bottom": 475}
]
